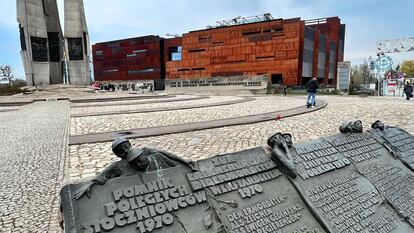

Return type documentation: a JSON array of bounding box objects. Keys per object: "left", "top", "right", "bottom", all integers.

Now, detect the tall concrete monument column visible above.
[
  {"left": 44, "top": 0, "right": 64, "bottom": 84},
  {"left": 64, "top": 0, "right": 90, "bottom": 85},
  {"left": 17, "top": 0, "right": 63, "bottom": 85}
]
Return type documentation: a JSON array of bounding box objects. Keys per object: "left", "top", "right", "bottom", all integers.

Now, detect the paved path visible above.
[
  {"left": 4, "top": 93, "right": 414, "bottom": 232},
  {"left": 69, "top": 94, "right": 173, "bottom": 103},
  {"left": 0, "top": 101, "right": 70, "bottom": 233},
  {"left": 70, "top": 95, "right": 209, "bottom": 108},
  {"left": 0, "top": 92, "right": 172, "bottom": 107},
  {"left": 70, "top": 96, "right": 306, "bottom": 135},
  {"left": 71, "top": 97, "right": 254, "bottom": 117},
  {"left": 69, "top": 100, "right": 325, "bottom": 145},
  {"left": 68, "top": 95, "right": 414, "bottom": 180},
  {"left": 70, "top": 96, "right": 230, "bottom": 115}
]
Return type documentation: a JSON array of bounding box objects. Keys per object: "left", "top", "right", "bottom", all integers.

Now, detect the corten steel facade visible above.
[
  {"left": 93, "top": 36, "right": 163, "bottom": 82},
  {"left": 303, "top": 17, "right": 345, "bottom": 86},
  {"left": 93, "top": 16, "right": 345, "bottom": 86}
]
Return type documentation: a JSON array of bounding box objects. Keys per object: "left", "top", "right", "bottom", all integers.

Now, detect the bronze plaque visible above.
[
  {"left": 61, "top": 166, "right": 211, "bottom": 233},
  {"left": 189, "top": 147, "right": 327, "bottom": 233},
  {"left": 61, "top": 147, "right": 326, "bottom": 233},
  {"left": 369, "top": 127, "right": 414, "bottom": 171},
  {"left": 61, "top": 129, "right": 414, "bottom": 233},
  {"left": 292, "top": 133, "right": 414, "bottom": 232}
]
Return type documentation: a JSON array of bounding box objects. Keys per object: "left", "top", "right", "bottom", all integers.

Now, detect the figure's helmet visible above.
[{"left": 112, "top": 137, "right": 129, "bottom": 154}]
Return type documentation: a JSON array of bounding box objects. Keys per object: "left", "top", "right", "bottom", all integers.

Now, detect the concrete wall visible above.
[
  {"left": 64, "top": 0, "right": 90, "bottom": 85},
  {"left": 44, "top": 0, "right": 64, "bottom": 84},
  {"left": 66, "top": 60, "right": 89, "bottom": 85},
  {"left": 16, "top": 0, "right": 64, "bottom": 85},
  {"left": 17, "top": 0, "right": 49, "bottom": 85},
  {"left": 32, "top": 63, "right": 50, "bottom": 85}
]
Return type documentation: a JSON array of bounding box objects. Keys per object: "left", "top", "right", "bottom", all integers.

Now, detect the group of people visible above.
[
  {"left": 91, "top": 81, "right": 116, "bottom": 91},
  {"left": 306, "top": 77, "right": 414, "bottom": 103}
]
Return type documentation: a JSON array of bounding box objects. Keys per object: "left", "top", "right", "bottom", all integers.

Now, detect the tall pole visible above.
[
  {"left": 64, "top": 51, "right": 69, "bottom": 85},
  {"left": 377, "top": 73, "right": 380, "bottom": 96}
]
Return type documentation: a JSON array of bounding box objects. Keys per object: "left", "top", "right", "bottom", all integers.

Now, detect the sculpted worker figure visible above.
[
  {"left": 267, "top": 133, "right": 297, "bottom": 178},
  {"left": 73, "top": 137, "right": 194, "bottom": 199}
]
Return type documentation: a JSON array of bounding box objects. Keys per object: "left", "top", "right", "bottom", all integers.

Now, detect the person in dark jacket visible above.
[
  {"left": 283, "top": 85, "right": 288, "bottom": 96},
  {"left": 306, "top": 77, "right": 319, "bottom": 108},
  {"left": 404, "top": 81, "right": 413, "bottom": 100}
]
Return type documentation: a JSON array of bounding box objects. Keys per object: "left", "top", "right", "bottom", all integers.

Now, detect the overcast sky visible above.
[{"left": 1, "top": 0, "right": 413, "bottom": 78}]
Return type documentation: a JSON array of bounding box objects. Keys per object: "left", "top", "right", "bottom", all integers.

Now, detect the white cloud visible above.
[
  {"left": 2, "top": 0, "right": 414, "bottom": 79},
  {"left": 81, "top": 0, "right": 266, "bottom": 42},
  {"left": 11, "top": 0, "right": 414, "bottom": 63}
]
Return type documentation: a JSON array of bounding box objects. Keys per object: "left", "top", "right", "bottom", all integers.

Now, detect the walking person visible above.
[
  {"left": 404, "top": 81, "right": 413, "bottom": 101},
  {"left": 306, "top": 77, "right": 319, "bottom": 108}
]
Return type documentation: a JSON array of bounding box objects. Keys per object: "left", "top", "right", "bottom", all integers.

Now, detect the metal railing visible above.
[
  {"left": 304, "top": 18, "right": 328, "bottom": 25},
  {"left": 215, "top": 13, "right": 274, "bottom": 28}
]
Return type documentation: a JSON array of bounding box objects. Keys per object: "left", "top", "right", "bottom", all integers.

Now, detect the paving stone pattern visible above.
[
  {"left": 70, "top": 96, "right": 304, "bottom": 135},
  {"left": 0, "top": 101, "right": 70, "bottom": 233},
  {"left": 68, "top": 96, "right": 414, "bottom": 180},
  {"left": 70, "top": 95, "right": 239, "bottom": 115},
  {"left": 3, "top": 93, "right": 414, "bottom": 232},
  {"left": 69, "top": 94, "right": 182, "bottom": 108}
]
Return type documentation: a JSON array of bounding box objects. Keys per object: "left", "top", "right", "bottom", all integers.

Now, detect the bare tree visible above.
[
  {"left": 0, "top": 65, "right": 14, "bottom": 86},
  {"left": 361, "top": 59, "right": 371, "bottom": 84},
  {"left": 351, "top": 60, "right": 374, "bottom": 85},
  {"left": 351, "top": 65, "right": 363, "bottom": 84}
]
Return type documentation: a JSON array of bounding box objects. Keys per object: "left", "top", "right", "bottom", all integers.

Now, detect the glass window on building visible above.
[
  {"left": 169, "top": 46, "right": 182, "bottom": 61},
  {"left": 302, "top": 27, "right": 314, "bottom": 77},
  {"left": 328, "top": 42, "right": 336, "bottom": 79},
  {"left": 172, "top": 53, "right": 182, "bottom": 61},
  {"left": 133, "top": 49, "right": 147, "bottom": 53},
  {"left": 318, "top": 35, "right": 327, "bottom": 78}
]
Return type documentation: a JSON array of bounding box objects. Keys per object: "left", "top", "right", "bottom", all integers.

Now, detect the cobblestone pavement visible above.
[
  {"left": 68, "top": 95, "right": 414, "bottom": 180},
  {"left": 70, "top": 96, "right": 304, "bottom": 135},
  {"left": 70, "top": 94, "right": 191, "bottom": 108},
  {"left": 70, "top": 95, "right": 239, "bottom": 115},
  {"left": 3, "top": 93, "right": 414, "bottom": 232},
  {"left": 0, "top": 101, "right": 70, "bottom": 233}
]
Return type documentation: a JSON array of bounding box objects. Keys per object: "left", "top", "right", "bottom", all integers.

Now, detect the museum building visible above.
[{"left": 92, "top": 15, "right": 345, "bottom": 88}]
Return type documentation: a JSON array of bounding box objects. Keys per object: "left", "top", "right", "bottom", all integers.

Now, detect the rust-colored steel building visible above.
[
  {"left": 92, "top": 16, "right": 345, "bottom": 87},
  {"left": 93, "top": 35, "right": 164, "bottom": 82}
]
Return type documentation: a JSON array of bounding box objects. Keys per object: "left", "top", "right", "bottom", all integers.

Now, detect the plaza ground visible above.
[{"left": 0, "top": 89, "right": 413, "bottom": 232}]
